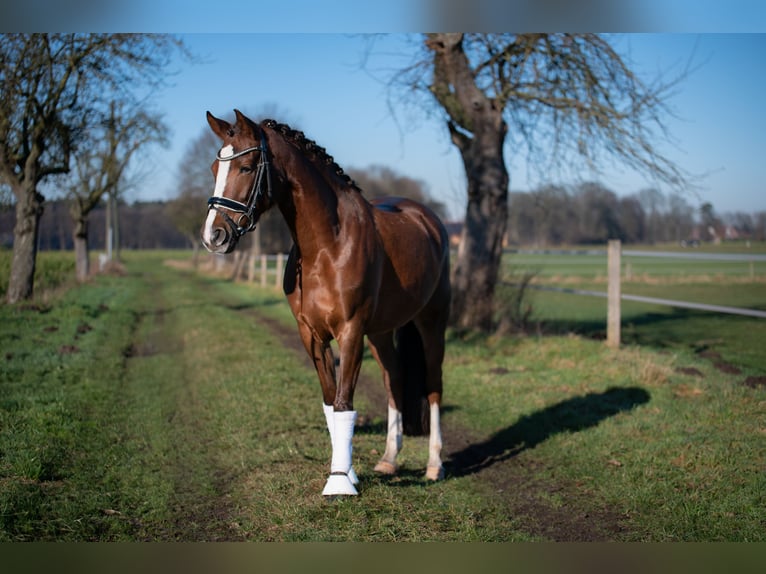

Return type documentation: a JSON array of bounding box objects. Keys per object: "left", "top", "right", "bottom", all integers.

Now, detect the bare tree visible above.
[
  {"left": 0, "top": 33, "right": 183, "bottom": 302},
  {"left": 388, "top": 33, "right": 690, "bottom": 330},
  {"left": 166, "top": 128, "right": 220, "bottom": 265},
  {"left": 66, "top": 101, "right": 167, "bottom": 280}
]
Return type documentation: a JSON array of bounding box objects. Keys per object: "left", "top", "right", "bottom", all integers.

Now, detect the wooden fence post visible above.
[
  {"left": 607, "top": 239, "right": 621, "bottom": 349},
  {"left": 247, "top": 251, "right": 256, "bottom": 283},
  {"left": 275, "top": 253, "right": 284, "bottom": 289},
  {"left": 260, "top": 254, "right": 268, "bottom": 287}
]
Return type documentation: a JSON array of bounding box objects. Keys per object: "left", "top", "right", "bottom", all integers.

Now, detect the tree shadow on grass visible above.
[{"left": 447, "top": 386, "right": 650, "bottom": 477}]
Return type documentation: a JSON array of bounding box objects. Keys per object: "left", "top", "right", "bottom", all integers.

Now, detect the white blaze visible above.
[{"left": 203, "top": 145, "right": 234, "bottom": 245}]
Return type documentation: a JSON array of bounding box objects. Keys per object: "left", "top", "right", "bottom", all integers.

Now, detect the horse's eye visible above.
[{"left": 240, "top": 165, "right": 253, "bottom": 174}]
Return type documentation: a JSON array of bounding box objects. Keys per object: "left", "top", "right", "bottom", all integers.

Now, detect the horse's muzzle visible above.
[{"left": 201, "top": 225, "right": 236, "bottom": 254}]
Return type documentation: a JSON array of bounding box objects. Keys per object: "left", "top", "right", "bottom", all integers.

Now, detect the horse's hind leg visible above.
[
  {"left": 367, "top": 332, "right": 403, "bottom": 475},
  {"left": 414, "top": 289, "right": 450, "bottom": 481}
]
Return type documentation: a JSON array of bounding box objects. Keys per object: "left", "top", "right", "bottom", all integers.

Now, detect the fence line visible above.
[
  {"left": 508, "top": 240, "right": 766, "bottom": 348},
  {"left": 508, "top": 247, "right": 766, "bottom": 262},
  {"left": 525, "top": 283, "right": 766, "bottom": 320},
  {"left": 247, "top": 253, "right": 286, "bottom": 289},
  {"left": 247, "top": 245, "right": 766, "bottom": 348}
]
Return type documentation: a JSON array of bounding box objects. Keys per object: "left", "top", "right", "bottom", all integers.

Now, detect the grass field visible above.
[
  {"left": 502, "top": 245, "right": 766, "bottom": 374},
  {"left": 1, "top": 250, "right": 764, "bottom": 541},
  {"left": 0, "top": 249, "right": 76, "bottom": 303}
]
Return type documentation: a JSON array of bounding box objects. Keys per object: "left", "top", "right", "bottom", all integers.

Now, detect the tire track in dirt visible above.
[{"left": 120, "top": 267, "right": 246, "bottom": 541}]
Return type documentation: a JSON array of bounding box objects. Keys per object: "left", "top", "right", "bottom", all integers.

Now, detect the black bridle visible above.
[{"left": 206, "top": 131, "right": 272, "bottom": 238}]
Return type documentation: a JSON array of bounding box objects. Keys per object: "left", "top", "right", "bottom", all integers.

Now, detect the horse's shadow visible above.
[{"left": 446, "top": 386, "right": 650, "bottom": 478}]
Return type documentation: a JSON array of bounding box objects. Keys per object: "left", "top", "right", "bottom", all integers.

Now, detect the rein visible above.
[{"left": 206, "top": 131, "right": 272, "bottom": 238}]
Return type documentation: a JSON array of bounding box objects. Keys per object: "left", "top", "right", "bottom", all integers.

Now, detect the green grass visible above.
[
  {"left": 0, "top": 249, "right": 76, "bottom": 301},
  {"left": 442, "top": 334, "right": 765, "bottom": 541},
  {"left": 0, "top": 254, "right": 532, "bottom": 540},
  {"left": 503, "top": 249, "right": 766, "bottom": 373},
  {"left": 1, "top": 251, "right": 764, "bottom": 541}
]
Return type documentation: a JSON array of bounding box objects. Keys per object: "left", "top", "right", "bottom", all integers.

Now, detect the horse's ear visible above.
[
  {"left": 233, "top": 109, "right": 249, "bottom": 125},
  {"left": 206, "top": 111, "right": 231, "bottom": 140},
  {"left": 233, "top": 109, "right": 259, "bottom": 137}
]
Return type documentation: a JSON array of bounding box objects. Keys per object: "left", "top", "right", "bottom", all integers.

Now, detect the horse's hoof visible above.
[
  {"left": 322, "top": 473, "right": 358, "bottom": 496},
  {"left": 425, "top": 465, "right": 444, "bottom": 481},
  {"left": 373, "top": 460, "right": 397, "bottom": 475}
]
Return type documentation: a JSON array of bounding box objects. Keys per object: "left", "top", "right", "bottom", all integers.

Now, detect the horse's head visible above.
[{"left": 201, "top": 109, "right": 274, "bottom": 254}]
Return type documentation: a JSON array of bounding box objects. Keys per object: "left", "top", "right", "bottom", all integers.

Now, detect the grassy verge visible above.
[
  {"left": 0, "top": 255, "right": 530, "bottom": 540},
  {"left": 0, "top": 249, "right": 76, "bottom": 302},
  {"left": 443, "top": 332, "right": 765, "bottom": 541},
  {"left": 213, "top": 266, "right": 766, "bottom": 541},
  {"left": 1, "top": 252, "right": 764, "bottom": 540},
  {"left": 502, "top": 249, "right": 766, "bottom": 373}
]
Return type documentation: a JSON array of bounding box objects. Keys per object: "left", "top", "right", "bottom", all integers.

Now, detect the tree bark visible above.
[
  {"left": 7, "top": 188, "right": 44, "bottom": 303},
  {"left": 450, "top": 125, "right": 509, "bottom": 331}
]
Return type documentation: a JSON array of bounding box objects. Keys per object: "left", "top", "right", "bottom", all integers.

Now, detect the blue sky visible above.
[{"left": 143, "top": 33, "right": 765, "bottom": 220}]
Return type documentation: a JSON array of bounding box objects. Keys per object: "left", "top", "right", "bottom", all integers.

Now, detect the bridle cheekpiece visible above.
[{"left": 206, "top": 130, "right": 272, "bottom": 238}]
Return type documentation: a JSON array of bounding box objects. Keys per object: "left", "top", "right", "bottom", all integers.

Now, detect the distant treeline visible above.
[
  {"left": 1, "top": 200, "right": 187, "bottom": 252},
  {"left": 1, "top": 181, "right": 763, "bottom": 253},
  {"left": 0, "top": 198, "right": 298, "bottom": 254},
  {"left": 506, "top": 182, "right": 765, "bottom": 246}
]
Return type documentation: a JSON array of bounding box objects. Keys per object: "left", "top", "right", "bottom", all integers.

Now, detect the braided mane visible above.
[{"left": 262, "top": 119, "right": 361, "bottom": 192}]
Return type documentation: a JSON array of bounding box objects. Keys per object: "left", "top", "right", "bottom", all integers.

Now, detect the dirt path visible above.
[
  {"left": 249, "top": 310, "right": 632, "bottom": 541},
  {"left": 116, "top": 267, "right": 248, "bottom": 541}
]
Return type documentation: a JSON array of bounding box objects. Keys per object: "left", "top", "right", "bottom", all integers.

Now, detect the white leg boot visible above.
[
  {"left": 322, "top": 407, "right": 358, "bottom": 496},
  {"left": 425, "top": 402, "right": 444, "bottom": 481},
  {"left": 323, "top": 403, "right": 358, "bottom": 485}
]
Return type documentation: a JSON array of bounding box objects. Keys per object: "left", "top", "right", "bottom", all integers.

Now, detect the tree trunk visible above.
[
  {"left": 73, "top": 216, "right": 90, "bottom": 282},
  {"left": 7, "top": 188, "right": 44, "bottom": 303},
  {"left": 450, "top": 123, "right": 509, "bottom": 331},
  {"left": 426, "top": 33, "right": 510, "bottom": 331}
]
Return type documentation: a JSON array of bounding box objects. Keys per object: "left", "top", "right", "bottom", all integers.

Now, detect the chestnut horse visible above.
[{"left": 201, "top": 110, "right": 450, "bottom": 496}]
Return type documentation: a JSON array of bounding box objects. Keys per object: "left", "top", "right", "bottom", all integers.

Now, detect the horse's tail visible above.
[{"left": 396, "top": 321, "right": 430, "bottom": 436}]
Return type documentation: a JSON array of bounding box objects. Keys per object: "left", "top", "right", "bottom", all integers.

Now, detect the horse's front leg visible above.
[
  {"left": 294, "top": 320, "right": 358, "bottom": 495},
  {"left": 322, "top": 327, "right": 365, "bottom": 497}
]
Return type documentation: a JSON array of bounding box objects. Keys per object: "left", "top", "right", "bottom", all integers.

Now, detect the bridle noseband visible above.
[{"left": 206, "top": 131, "right": 272, "bottom": 238}]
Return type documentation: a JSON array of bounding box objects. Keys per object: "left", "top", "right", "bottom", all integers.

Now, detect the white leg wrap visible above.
[
  {"left": 322, "top": 407, "right": 358, "bottom": 496},
  {"left": 323, "top": 403, "right": 358, "bottom": 485},
  {"left": 426, "top": 402, "right": 444, "bottom": 481}
]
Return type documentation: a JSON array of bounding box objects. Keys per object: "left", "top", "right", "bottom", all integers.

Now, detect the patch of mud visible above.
[
  {"left": 743, "top": 376, "right": 766, "bottom": 390},
  {"left": 675, "top": 366, "right": 704, "bottom": 378},
  {"left": 695, "top": 348, "right": 742, "bottom": 375}
]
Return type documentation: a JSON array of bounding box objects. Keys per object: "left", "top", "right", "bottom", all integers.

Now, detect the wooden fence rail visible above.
[
  {"left": 235, "top": 244, "right": 765, "bottom": 349},
  {"left": 516, "top": 240, "right": 766, "bottom": 349},
  {"left": 251, "top": 253, "right": 286, "bottom": 289}
]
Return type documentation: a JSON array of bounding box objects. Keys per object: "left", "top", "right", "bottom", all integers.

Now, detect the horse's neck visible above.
[{"left": 275, "top": 153, "right": 354, "bottom": 258}]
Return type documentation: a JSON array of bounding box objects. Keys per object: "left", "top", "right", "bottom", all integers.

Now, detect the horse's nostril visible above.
[{"left": 212, "top": 227, "right": 228, "bottom": 246}]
